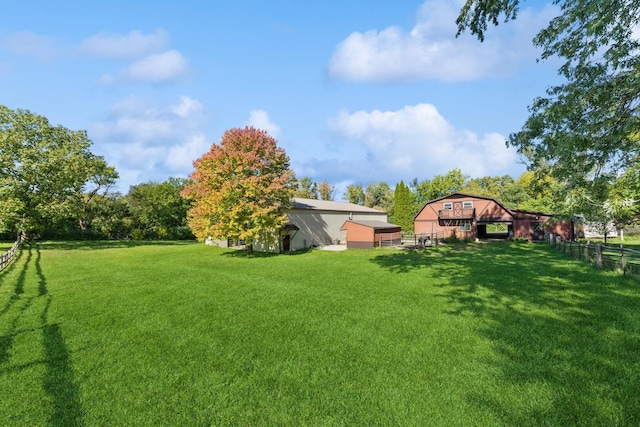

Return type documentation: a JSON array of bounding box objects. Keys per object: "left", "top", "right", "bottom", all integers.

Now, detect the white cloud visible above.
[
  {"left": 328, "top": 0, "right": 558, "bottom": 82},
  {"left": 91, "top": 96, "right": 208, "bottom": 190},
  {"left": 101, "top": 50, "right": 189, "bottom": 84},
  {"left": 247, "top": 109, "right": 281, "bottom": 138},
  {"left": 0, "top": 31, "right": 59, "bottom": 60},
  {"left": 323, "top": 103, "right": 519, "bottom": 182},
  {"left": 166, "top": 133, "right": 210, "bottom": 172},
  {"left": 171, "top": 95, "right": 203, "bottom": 118},
  {"left": 79, "top": 29, "right": 169, "bottom": 59}
]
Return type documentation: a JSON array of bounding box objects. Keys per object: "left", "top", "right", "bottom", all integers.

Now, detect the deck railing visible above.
[{"left": 438, "top": 208, "right": 475, "bottom": 219}]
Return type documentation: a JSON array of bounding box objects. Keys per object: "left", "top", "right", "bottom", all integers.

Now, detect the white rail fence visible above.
[
  {"left": 0, "top": 240, "right": 20, "bottom": 272},
  {"left": 548, "top": 234, "right": 640, "bottom": 279}
]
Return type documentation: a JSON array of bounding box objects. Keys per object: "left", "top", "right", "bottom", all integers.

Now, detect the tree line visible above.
[
  {"left": 4, "top": 0, "right": 640, "bottom": 243},
  {"left": 292, "top": 167, "right": 640, "bottom": 235},
  {"left": 2, "top": 106, "right": 638, "bottom": 245},
  {"left": 0, "top": 105, "right": 193, "bottom": 241}
]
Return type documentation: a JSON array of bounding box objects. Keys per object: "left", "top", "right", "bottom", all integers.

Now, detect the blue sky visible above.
[{"left": 1, "top": 0, "right": 561, "bottom": 196}]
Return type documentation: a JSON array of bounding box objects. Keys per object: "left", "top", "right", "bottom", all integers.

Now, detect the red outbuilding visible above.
[
  {"left": 414, "top": 193, "right": 578, "bottom": 241},
  {"left": 341, "top": 220, "right": 402, "bottom": 249}
]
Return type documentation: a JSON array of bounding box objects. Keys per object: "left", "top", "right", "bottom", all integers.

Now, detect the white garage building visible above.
[{"left": 253, "top": 198, "right": 388, "bottom": 253}]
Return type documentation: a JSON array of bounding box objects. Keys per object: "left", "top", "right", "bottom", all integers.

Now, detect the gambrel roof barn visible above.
[{"left": 414, "top": 193, "right": 578, "bottom": 241}]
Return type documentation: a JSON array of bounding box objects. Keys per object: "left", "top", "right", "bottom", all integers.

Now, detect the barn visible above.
[
  {"left": 414, "top": 192, "right": 577, "bottom": 241},
  {"left": 340, "top": 220, "right": 402, "bottom": 249},
  {"left": 251, "top": 198, "right": 389, "bottom": 253}
]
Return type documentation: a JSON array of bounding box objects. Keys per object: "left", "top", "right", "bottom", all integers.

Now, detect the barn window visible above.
[
  {"left": 443, "top": 202, "right": 453, "bottom": 210},
  {"left": 463, "top": 201, "right": 473, "bottom": 209},
  {"left": 459, "top": 221, "right": 471, "bottom": 232}
]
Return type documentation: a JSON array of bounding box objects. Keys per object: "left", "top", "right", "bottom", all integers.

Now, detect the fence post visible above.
[
  {"left": 621, "top": 244, "right": 626, "bottom": 276},
  {"left": 596, "top": 243, "right": 603, "bottom": 269},
  {"left": 577, "top": 241, "right": 581, "bottom": 260},
  {"left": 584, "top": 242, "right": 588, "bottom": 261}
]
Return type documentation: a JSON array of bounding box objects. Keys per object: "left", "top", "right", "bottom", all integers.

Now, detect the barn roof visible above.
[
  {"left": 414, "top": 192, "right": 513, "bottom": 220},
  {"left": 509, "top": 208, "right": 555, "bottom": 218},
  {"left": 291, "top": 198, "right": 384, "bottom": 214},
  {"left": 341, "top": 220, "right": 401, "bottom": 230},
  {"left": 414, "top": 192, "right": 558, "bottom": 220}
]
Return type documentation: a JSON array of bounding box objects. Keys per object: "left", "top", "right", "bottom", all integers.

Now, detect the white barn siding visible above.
[
  {"left": 287, "top": 210, "right": 387, "bottom": 250},
  {"left": 252, "top": 229, "right": 281, "bottom": 253},
  {"left": 251, "top": 198, "right": 388, "bottom": 253}
]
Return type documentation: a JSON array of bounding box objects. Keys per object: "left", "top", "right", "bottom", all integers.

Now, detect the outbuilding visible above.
[
  {"left": 340, "top": 220, "right": 402, "bottom": 249},
  {"left": 252, "top": 198, "right": 389, "bottom": 252},
  {"left": 414, "top": 192, "right": 579, "bottom": 241}
]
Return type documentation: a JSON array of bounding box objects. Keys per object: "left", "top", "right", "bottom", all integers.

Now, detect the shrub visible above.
[{"left": 131, "top": 229, "right": 145, "bottom": 240}]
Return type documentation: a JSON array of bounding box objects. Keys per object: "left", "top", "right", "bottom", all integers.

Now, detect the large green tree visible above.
[
  {"left": 293, "top": 177, "right": 318, "bottom": 199},
  {"left": 607, "top": 167, "right": 640, "bottom": 237},
  {"left": 0, "top": 106, "right": 117, "bottom": 240},
  {"left": 393, "top": 180, "right": 413, "bottom": 231},
  {"left": 514, "top": 170, "right": 564, "bottom": 213},
  {"left": 457, "top": 0, "right": 640, "bottom": 189},
  {"left": 318, "top": 181, "right": 335, "bottom": 201},
  {"left": 412, "top": 169, "right": 467, "bottom": 211},
  {"left": 88, "top": 193, "right": 132, "bottom": 239},
  {"left": 343, "top": 183, "right": 365, "bottom": 205},
  {"left": 181, "top": 127, "right": 295, "bottom": 250},
  {"left": 126, "top": 178, "right": 192, "bottom": 238},
  {"left": 365, "top": 181, "right": 394, "bottom": 216}
]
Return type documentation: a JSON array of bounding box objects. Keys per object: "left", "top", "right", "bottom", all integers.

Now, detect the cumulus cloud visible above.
[
  {"left": 166, "top": 133, "right": 209, "bottom": 172},
  {"left": 319, "top": 103, "right": 519, "bottom": 183},
  {"left": 328, "top": 0, "right": 558, "bottom": 82},
  {"left": 91, "top": 96, "right": 208, "bottom": 190},
  {"left": 79, "top": 29, "right": 169, "bottom": 59},
  {"left": 100, "top": 50, "right": 189, "bottom": 84},
  {"left": 80, "top": 29, "right": 189, "bottom": 85},
  {"left": 0, "top": 31, "right": 60, "bottom": 60},
  {"left": 247, "top": 109, "right": 281, "bottom": 138}
]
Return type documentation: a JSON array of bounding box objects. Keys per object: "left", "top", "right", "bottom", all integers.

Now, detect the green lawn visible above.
[
  {"left": 1, "top": 241, "right": 639, "bottom": 426},
  {"left": 585, "top": 231, "right": 640, "bottom": 249}
]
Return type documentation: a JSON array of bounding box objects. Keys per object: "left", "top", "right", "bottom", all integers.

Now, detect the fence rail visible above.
[
  {"left": 401, "top": 232, "right": 445, "bottom": 248},
  {"left": 0, "top": 240, "right": 20, "bottom": 272},
  {"left": 548, "top": 234, "right": 640, "bottom": 279},
  {"left": 379, "top": 231, "right": 402, "bottom": 247}
]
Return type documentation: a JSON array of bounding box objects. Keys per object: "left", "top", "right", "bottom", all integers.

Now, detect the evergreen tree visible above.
[{"left": 393, "top": 180, "right": 413, "bottom": 231}]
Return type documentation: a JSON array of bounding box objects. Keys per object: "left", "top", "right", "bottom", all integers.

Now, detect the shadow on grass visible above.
[
  {"left": 221, "top": 248, "right": 314, "bottom": 258},
  {"left": 36, "top": 239, "right": 196, "bottom": 251},
  {"left": 41, "top": 297, "right": 84, "bottom": 426},
  {"left": 0, "top": 249, "right": 25, "bottom": 317},
  {"left": 0, "top": 245, "right": 23, "bottom": 290},
  {"left": 0, "top": 244, "right": 84, "bottom": 425},
  {"left": 371, "top": 241, "right": 640, "bottom": 424}
]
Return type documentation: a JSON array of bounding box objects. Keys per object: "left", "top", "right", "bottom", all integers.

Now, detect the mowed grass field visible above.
[{"left": 1, "top": 241, "right": 639, "bottom": 426}]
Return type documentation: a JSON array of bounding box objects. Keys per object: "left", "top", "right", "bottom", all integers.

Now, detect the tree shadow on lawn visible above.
[
  {"left": 371, "top": 242, "right": 640, "bottom": 424},
  {"left": 0, "top": 245, "right": 84, "bottom": 426},
  {"left": 35, "top": 239, "right": 196, "bottom": 251},
  {"left": 220, "top": 248, "right": 314, "bottom": 258}
]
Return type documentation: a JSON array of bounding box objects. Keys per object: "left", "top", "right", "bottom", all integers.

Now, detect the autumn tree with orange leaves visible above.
[{"left": 181, "top": 127, "right": 296, "bottom": 251}]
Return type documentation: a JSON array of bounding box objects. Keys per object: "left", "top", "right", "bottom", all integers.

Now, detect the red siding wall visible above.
[
  {"left": 414, "top": 194, "right": 511, "bottom": 239},
  {"left": 415, "top": 193, "right": 576, "bottom": 241},
  {"left": 342, "top": 222, "right": 375, "bottom": 249},
  {"left": 341, "top": 222, "right": 402, "bottom": 249}
]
